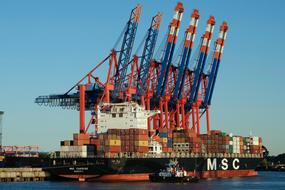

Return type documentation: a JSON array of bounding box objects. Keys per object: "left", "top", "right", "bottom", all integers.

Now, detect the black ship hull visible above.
[{"left": 45, "top": 156, "right": 262, "bottom": 181}]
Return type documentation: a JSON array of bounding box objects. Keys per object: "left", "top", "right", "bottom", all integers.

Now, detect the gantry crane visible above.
[
  {"left": 114, "top": 5, "right": 142, "bottom": 99},
  {"left": 35, "top": 2, "right": 229, "bottom": 136},
  {"left": 137, "top": 13, "right": 162, "bottom": 100}
]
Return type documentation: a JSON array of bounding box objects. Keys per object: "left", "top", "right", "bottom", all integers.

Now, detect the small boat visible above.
[{"left": 149, "top": 160, "right": 199, "bottom": 183}]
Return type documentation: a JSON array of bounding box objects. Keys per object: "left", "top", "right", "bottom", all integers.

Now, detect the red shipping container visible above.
[
  {"left": 129, "top": 140, "right": 134, "bottom": 146},
  {"left": 129, "top": 129, "right": 134, "bottom": 135},
  {"left": 106, "top": 145, "right": 121, "bottom": 153},
  {"left": 107, "top": 129, "right": 114, "bottom": 135},
  {"left": 210, "top": 130, "right": 221, "bottom": 135},
  {"left": 129, "top": 135, "right": 134, "bottom": 141},
  {"left": 122, "top": 145, "right": 128, "bottom": 152},
  {"left": 153, "top": 135, "right": 161, "bottom": 142},
  {"left": 123, "top": 129, "right": 128, "bottom": 135},
  {"left": 90, "top": 138, "right": 100, "bottom": 146},
  {"left": 162, "top": 147, "right": 168, "bottom": 152},
  {"left": 124, "top": 140, "right": 129, "bottom": 145},
  {"left": 138, "top": 147, "right": 148, "bottom": 152},
  {"left": 134, "top": 134, "right": 148, "bottom": 141},
  {"left": 162, "top": 143, "right": 168, "bottom": 148},
  {"left": 159, "top": 128, "right": 168, "bottom": 133},
  {"left": 185, "top": 130, "right": 197, "bottom": 137},
  {"left": 129, "top": 146, "right": 134, "bottom": 152},
  {"left": 73, "top": 133, "right": 90, "bottom": 140},
  {"left": 138, "top": 129, "right": 148, "bottom": 135},
  {"left": 74, "top": 139, "right": 90, "bottom": 146}
]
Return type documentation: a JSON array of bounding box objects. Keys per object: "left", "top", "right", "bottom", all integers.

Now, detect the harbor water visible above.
[{"left": 0, "top": 172, "right": 284, "bottom": 190}]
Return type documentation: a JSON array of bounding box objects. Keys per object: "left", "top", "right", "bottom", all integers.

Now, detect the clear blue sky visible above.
[{"left": 0, "top": 0, "right": 284, "bottom": 155}]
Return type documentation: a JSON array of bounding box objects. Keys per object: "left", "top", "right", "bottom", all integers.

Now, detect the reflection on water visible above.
[{"left": 0, "top": 172, "right": 284, "bottom": 190}]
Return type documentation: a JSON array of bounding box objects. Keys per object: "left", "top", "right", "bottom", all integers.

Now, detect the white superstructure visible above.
[{"left": 97, "top": 102, "right": 158, "bottom": 134}]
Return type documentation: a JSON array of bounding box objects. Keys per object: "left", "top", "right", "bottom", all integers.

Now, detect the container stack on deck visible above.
[
  {"left": 60, "top": 145, "right": 95, "bottom": 158},
  {"left": 86, "top": 128, "right": 150, "bottom": 157},
  {"left": 249, "top": 136, "right": 263, "bottom": 154},
  {"left": 172, "top": 129, "right": 200, "bottom": 153},
  {"left": 58, "top": 128, "right": 263, "bottom": 158},
  {"left": 158, "top": 128, "right": 173, "bottom": 153},
  {"left": 74, "top": 133, "right": 90, "bottom": 146},
  {"left": 200, "top": 130, "right": 230, "bottom": 154},
  {"left": 132, "top": 129, "right": 149, "bottom": 153}
]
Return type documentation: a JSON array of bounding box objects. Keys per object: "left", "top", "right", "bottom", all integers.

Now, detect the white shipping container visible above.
[
  {"left": 59, "top": 151, "right": 94, "bottom": 158},
  {"left": 60, "top": 146, "right": 68, "bottom": 152},
  {"left": 59, "top": 145, "right": 95, "bottom": 158},
  {"left": 80, "top": 151, "right": 87, "bottom": 158},
  {"left": 250, "top": 140, "right": 259, "bottom": 146},
  {"left": 68, "top": 145, "right": 88, "bottom": 152},
  {"left": 253, "top": 136, "right": 259, "bottom": 141}
]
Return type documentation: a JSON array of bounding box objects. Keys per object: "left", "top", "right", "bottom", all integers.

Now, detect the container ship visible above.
[
  {"left": 46, "top": 102, "right": 263, "bottom": 182},
  {"left": 35, "top": 2, "right": 265, "bottom": 181}
]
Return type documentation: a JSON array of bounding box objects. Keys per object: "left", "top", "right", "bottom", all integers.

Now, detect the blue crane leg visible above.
[
  {"left": 173, "top": 47, "right": 190, "bottom": 100},
  {"left": 208, "top": 59, "right": 221, "bottom": 105},
  {"left": 156, "top": 42, "right": 172, "bottom": 96},
  {"left": 160, "top": 43, "right": 177, "bottom": 97},
  {"left": 204, "top": 58, "right": 218, "bottom": 105},
  {"left": 137, "top": 27, "right": 159, "bottom": 96},
  {"left": 178, "top": 48, "right": 193, "bottom": 99},
  {"left": 189, "top": 52, "right": 205, "bottom": 103}
]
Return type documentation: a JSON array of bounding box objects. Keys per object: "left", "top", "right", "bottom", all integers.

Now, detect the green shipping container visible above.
[{"left": 220, "top": 132, "right": 227, "bottom": 137}]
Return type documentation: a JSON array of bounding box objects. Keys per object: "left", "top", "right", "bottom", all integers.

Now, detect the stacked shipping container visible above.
[
  {"left": 73, "top": 133, "right": 90, "bottom": 146},
  {"left": 58, "top": 129, "right": 263, "bottom": 158},
  {"left": 60, "top": 145, "right": 95, "bottom": 158},
  {"left": 200, "top": 131, "right": 230, "bottom": 154},
  {"left": 91, "top": 128, "right": 149, "bottom": 156},
  {"left": 172, "top": 129, "right": 201, "bottom": 153},
  {"left": 158, "top": 128, "right": 173, "bottom": 153},
  {"left": 200, "top": 130, "right": 263, "bottom": 154}
]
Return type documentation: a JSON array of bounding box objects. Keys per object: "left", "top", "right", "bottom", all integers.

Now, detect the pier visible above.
[{"left": 0, "top": 168, "right": 49, "bottom": 182}]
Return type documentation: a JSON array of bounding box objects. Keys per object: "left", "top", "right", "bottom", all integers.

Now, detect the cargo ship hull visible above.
[{"left": 46, "top": 157, "right": 262, "bottom": 181}]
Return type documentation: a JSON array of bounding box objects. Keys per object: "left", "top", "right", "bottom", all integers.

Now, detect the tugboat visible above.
[{"left": 149, "top": 160, "right": 199, "bottom": 183}]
